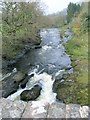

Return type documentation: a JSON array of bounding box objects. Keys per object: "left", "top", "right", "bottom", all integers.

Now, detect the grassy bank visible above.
[
  {"left": 56, "top": 2, "right": 89, "bottom": 105},
  {"left": 56, "top": 27, "right": 88, "bottom": 105},
  {"left": 65, "top": 31, "right": 88, "bottom": 105}
]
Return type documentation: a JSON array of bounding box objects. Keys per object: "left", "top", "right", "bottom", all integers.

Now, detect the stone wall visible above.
[{"left": 0, "top": 98, "right": 90, "bottom": 119}]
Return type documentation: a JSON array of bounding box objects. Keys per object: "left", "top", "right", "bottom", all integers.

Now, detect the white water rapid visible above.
[{"left": 7, "top": 69, "right": 58, "bottom": 104}]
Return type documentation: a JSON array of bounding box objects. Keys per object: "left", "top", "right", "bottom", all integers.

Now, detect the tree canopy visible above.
[
  {"left": 67, "top": 2, "right": 81, "bottom": 23},
  {"left": 2, "top": 1, "right": 44, "bottom": 58}
]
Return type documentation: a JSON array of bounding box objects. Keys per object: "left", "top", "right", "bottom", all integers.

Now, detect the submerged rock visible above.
[{"left": 20, "top": 85, "right": 42, "bottom": 101}]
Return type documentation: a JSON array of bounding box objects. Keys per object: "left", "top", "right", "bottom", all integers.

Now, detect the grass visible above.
[
  {"left": 65, "top": 32, "right": 88, "bottom": 59},
  {"left": 56, "top": 26, "right": 88, "bottom": 105}
]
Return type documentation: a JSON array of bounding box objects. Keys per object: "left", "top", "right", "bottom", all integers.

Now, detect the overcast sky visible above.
[{"left": 41, "top": 0, "right": 84, "bottom": 14}]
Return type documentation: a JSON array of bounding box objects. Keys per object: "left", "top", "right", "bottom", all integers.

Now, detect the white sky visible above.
[{"left": 41, "top": 0, "right": 84, "bottom": 14}]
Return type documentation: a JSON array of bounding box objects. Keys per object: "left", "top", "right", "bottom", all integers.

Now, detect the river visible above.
[
  {"left": 15, "top": 28, "right": 72, "bottom": 74},
  {"left": 5, "top": 28, "right": 72, "bottom": 103}
]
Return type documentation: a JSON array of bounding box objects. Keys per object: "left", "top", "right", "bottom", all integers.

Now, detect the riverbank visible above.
[
  {"left": 2, "top": 1, "right": 45, "bottom": 75},
  {"left": 55, "top": 27, "right": 88, "bottom": 106},
  {"left": 2, "top": 33, "right": 41, "bottom": 75}
]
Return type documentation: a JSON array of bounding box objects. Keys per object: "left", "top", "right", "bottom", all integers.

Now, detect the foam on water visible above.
[
  {"left": 7, "top": 88, "right": 26, "bottom": 101},
  {"left": 7, "top": 71, "right": 56, "bottom": 104},
  {"left": 39, "top": 45, "right": 52, "bottom": 55},
  {"left": 42, "top": 45, "right": 52, "bottom": 51},
  {"left": 28, "top": 72, "right": 56, "bottom": 115},
  {"left": 31, "top": 72, "right": 56, "bottom": 104}
]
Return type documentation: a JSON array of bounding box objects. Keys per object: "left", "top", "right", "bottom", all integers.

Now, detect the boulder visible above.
[
  {"left": 13, "top": 71, "right": 27, "bottom": 83},
  {"left": 20, "top": 76, "right": 30, "bottom": 89},
  {"left": 20, "top": 74, "right": 35, "bottom": 89},
  {"left": 2, "top": 77, "right": 19, "bottom": 98},
  {"left": 20, "top": 85, "right": 42, "bottom": 101},
  {"left": 2, "top": 71, "right": 28, "bottom": 98}
]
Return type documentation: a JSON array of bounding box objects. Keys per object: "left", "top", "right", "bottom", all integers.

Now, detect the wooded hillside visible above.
[{"left": 2, "top": 1, "right": 44, "bottom": 59}]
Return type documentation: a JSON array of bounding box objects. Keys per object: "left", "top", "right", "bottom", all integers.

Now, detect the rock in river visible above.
[
  {"left": 20, "top": 75, "right": 31, "bottom": 89},
  {"left": 20, "top": 85, "right": 42, "bottom": 101},
  {"left": 13, "top": 71, "right": 27, "bottom": 83},
  {"left": 2, "top": 73, "right": 19, "bottom": 98}
]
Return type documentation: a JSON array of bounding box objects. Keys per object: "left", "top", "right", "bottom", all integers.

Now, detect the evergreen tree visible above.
[{"left": 67, "top": 2, "right": 81, "bottom": 23}]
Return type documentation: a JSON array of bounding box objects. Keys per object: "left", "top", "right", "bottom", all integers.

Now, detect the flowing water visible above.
[{"left": 7, "top": 28, "right": 72, "bottom": 109}]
